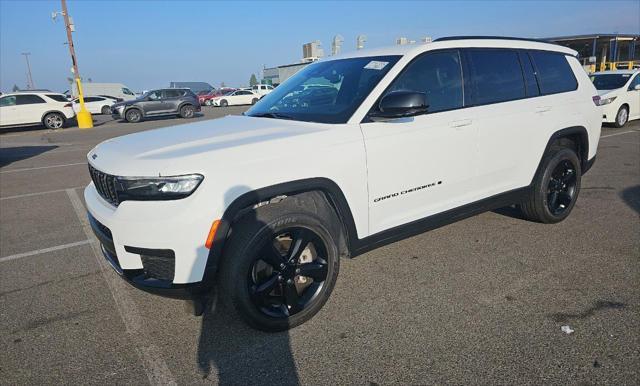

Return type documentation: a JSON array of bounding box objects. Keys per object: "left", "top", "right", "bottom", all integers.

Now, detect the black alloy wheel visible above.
[
  {"left": 546, "top": 159, "right": 577, "bottom": 216},
  {"left": 248, "top": 227, "right": 329, "bottom": 319}
]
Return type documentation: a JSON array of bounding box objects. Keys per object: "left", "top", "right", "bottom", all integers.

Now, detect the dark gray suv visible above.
[{"left": 111, "top": 88, "right": 200, "bottom": 123}]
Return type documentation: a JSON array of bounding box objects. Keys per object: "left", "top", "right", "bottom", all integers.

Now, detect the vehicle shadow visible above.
[
  {"left": 0, "top": 145, "right": 58, "bottom": 168},
  {"left": 492, "top": 204, "right": 527, "bottom": 220},
  {"left": 620, "top": 185, "right": 640, "bottom": 214},
  {"left": 196, "top": 185, "right": 299, "bottom": 384}
]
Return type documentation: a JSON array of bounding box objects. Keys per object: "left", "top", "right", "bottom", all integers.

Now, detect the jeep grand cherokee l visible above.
[{"left": 85, "top": 37, "right": 601, "bottom": 331}]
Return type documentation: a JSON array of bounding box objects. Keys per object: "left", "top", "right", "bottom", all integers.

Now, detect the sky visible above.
[{"left": 1, "top": 0, "right": 638, "bottom": 93}]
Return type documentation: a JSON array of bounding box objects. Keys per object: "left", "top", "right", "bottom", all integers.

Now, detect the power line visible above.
[{"left": 21, "top": 52, "right": 34, "bottom": 89}]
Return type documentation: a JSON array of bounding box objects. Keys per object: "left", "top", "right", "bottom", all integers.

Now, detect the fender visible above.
[
  {"left": 202, "top": 178, "right": 359, "bottom": 283},
  {"left": 532, "top": 126, "right": 590, "bottom": 183},
  {"left": 123, "top": 105, "right": 145, "bottom": 117}
]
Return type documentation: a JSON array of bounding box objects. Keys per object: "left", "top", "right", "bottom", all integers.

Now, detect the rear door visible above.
[
  {"left": 361, "top": 49, "right": 478, "bottom": 234},
  {"left": 461, "top": 48, "right": 540, "bottom": 195},
  {"left": 162, "top": 89, "right": 183, "bottom": 112},
  {"left": 14, "top": 94, "right": 48, "bottom": 124}
]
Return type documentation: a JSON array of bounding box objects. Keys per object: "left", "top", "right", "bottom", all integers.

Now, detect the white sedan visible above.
[
  {"left": 591, "top": 70, "right": 640, "bottom": 127},
  {"left": 212, "top": 90, "right": 260, "bottom": 107},
  {"left": 72, "top": 95, "right": 117, "bottom": 115}
]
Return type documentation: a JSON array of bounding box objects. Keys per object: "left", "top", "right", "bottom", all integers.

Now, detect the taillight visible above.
[{"left": 592, "top": 96, "right": 601, "bottom": 106}]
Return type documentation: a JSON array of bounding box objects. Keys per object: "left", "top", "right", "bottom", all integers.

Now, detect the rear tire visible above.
[
  {"left": 43, "top": 112, "right": 65, "bottom": 129},
  {"left": 251, "top": 98, "right": 259, "bottom": 105},
  {"left": 101, "top": 106, "right": 111, "bottom": 115},
  {"left": 125, "top": 108, "right": 142, "bottom": 123},
  {"left": 519, "top": 146, "right": 581, "bottom": 223},
  {"left": 219, "top": 199, "right": 340, "bottom": 332},
  {"left": 613, "top": 105, "right": 629, "bottom": 128},
  {"left": 180, "top": 104, "right": 195, "bottom": 118}
]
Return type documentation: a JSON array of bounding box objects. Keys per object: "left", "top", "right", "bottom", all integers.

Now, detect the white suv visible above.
[
  {"left": 0, "top": 92, "right": 76, "bottom": 129},
  {"left": 85, "top": 37, "right": 601, "bottom": 331}
]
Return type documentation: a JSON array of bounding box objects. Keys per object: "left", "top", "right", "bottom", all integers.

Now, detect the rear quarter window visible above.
[
  {"left": 529, "top": 51, "right": 578, "bottom": 95},
  {"left": 46, "top": 94, "right": 69, "bottom": 102}
]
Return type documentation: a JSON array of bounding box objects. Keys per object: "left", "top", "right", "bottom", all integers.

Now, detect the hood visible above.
[
  {"left": 88, "top": 115, "right": 327, "bottom": 176},
  {"left": 112, "top": 97, "right": 145, "bottom": 108}
]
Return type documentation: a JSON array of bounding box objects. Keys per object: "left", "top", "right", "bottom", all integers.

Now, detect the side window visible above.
[
  {"left": 147, "top": 90, "right": 162, "bottom": 100},
  {"left": 628, "top": 74, "right": 640, "bottom": 91},
  {"left": 163, "top": 89, "right": 181, "bottom": 98},
  {"left": 529, "top": 51, "right": 577, "bottom": 95},
  {"left": 386, "top": 50, "right": 463, "bottom": 113},
  {"left": 518, "top": 51, "right": 540, "bottom": 97},
  {"left": 465, "top": 49, "right": 526, "bottom": 105},
  {"left": 0, "top": 96, "right": 16, "bottom": 107},
  {"left": 122, "top": 88, "right": 134, "bottom": 95},
  {"left": 15, "top": 95, "right": 46, "bottom": 105},
  {"left": 84, "top": 97, "right": 100, "bottom": 102}
]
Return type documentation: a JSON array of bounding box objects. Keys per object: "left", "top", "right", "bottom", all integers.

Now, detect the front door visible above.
[
  {"left": 361, "top": 50, "right": 478, "bottom": 234},
  {"left": 143, "top": 90, "right": 165, "bottom": 115}
]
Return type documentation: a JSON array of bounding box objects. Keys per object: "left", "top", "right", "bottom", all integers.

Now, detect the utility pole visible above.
[
  {"left": 21, "top": 52, "right": 34, "bottom": 89},
  {"left": 59, "top": 0, "right": 92, "bottom": 128}
]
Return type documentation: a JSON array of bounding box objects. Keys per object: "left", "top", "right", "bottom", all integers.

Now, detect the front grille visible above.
[{"left": 88, "top": 164, "right": 120, "bottom": 206}]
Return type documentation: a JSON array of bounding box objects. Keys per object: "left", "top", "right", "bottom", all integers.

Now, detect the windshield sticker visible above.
[
  {"left": 622, "top": 74, "right": 631, "bottom": 77},
  {"left": 364, "top": 61, "right": 389, "bottom": 70}
]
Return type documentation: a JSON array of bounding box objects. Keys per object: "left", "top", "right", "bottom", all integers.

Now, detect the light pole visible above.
[
  {"left": 21, "top": 52, "right": 35, "bottom": 89},
  {"left": 56, "top": 0, "right": 92, "bottom": 129}
]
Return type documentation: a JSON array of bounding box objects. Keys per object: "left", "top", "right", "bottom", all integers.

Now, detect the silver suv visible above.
[{"left": 111, "top": 88, "right": 200, "bottom": 123}]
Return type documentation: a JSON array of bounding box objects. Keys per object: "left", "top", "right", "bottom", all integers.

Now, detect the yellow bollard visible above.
[{"left": 75, "top": 78, "right": 93, "bottom": 129}]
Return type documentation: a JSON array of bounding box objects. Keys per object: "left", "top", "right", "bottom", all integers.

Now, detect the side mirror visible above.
[{"left": 371, "top": 91, "right": 429, "bottom": 119}]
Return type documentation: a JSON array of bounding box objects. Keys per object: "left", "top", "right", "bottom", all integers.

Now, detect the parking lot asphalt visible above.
[{"left": 0, "top": 109, "right": 638, "bottom": 385}]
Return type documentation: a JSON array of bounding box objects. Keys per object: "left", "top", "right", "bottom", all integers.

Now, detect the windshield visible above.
[
  {"left": 245, "top": 55, "right": 401, "bottom": 124},
  {"left": 590, "top": 73, "right": 632, "bottom": 90}
]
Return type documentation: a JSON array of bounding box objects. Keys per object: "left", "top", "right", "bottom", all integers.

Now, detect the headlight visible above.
[
  {"left": 116, "top": 105, "right": 125, "bottom": 111},
  {"left": 117, "top": 174, "right": 203, "bottom": 201},
  {"left": 598, "top": 96, "right": 617, "bottom": 106}
]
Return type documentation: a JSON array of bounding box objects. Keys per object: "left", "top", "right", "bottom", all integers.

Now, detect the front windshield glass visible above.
[
  {"left": 590, "top": 74, "right": 631, "bottom": 90},
  {"left": 245, "top": 55, "right": 401, "bottom": 124}
]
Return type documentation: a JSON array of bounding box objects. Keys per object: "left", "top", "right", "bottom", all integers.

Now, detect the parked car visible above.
[
  {"left": 590, "top": 70, "right": 640, "bottom": 127},
  {"left": 0, "top": 92, "right": 75, "bottom": 129},
  {"left": 85, "top": 37, "right": 600, "bottom": 332},
  {"left": 198, "top": 88, "right": 236, "bottom": 106},
  {"left": 252, "top": 84, "right": 275, "bottom": 96},
  {"left": 72, "top": 95, "right": 117, "bottom": 115},
  {"left": 110, "top": 88, "right": 200, "bottom": 123},
  {"left": 72, "top": 83, "right": 136, "bottom": 101},
  {"left": 211, "top": 89, "right": 259, "bottom": 106}
]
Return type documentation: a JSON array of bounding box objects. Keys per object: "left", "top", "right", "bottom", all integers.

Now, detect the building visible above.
[
  {"left": 302, "top": 40, "right": 324, "bottom": 62},
  {"left": 262, "top": 62, "right": 310, "bottom": 86},
  {"left": 546, "top": 33, "right": 639, "bottom": 71}
]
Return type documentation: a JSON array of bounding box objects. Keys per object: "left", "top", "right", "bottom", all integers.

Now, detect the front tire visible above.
[
  {"left": 43, "top": 112, "right": 65, "bottom": 129},
  {"left": 251, "top": 98, "right": 259, "bottom": 105},
  {"left": 179, "top": 104, "right": 195, "bottom": 118},
  {"left": 204, "top": 99, "right": 212, "bottom": 106},
  {"left": 519, "top": 146, "right": 581, "bottom": 223},
  {"left": 614, "top": 105, "right": 629, "bottom": 128},
  {"left": 219, "top": 200, "right": 340, "bottom": 332},
  {"left": 220, "top": 100, "right": 228, "bottom": 107},
  {"left": 125, "top": 108, "right": 142, "bottom": 123}
]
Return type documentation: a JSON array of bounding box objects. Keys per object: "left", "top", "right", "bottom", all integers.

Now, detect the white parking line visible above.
[
  {"left": 600, "top": 130, "right": 639, "bottom": 139},
  {"left": 65, "top": 188, "right": 177, "bottom": 385},
  {"left": 0, "top": 186, "right": 86, "bottom": 201},
  {"left": 0, "top": 162, "right": 86, "bottom": 174},
  {"left": 0, "top": 240, "right": 93, "bottom": 263}
]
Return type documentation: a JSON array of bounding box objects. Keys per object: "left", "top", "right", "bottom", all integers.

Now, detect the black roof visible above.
[{"left": 434, "top": 36, "right": 551, "bottom": 44}]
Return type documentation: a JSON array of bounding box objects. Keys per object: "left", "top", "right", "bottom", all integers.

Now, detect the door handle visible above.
[
  {"left": 449, "top": 119, "right": 472, "bottom": 128},
  {"left": 535, "top": 106, "right": 552, "bottom": 113}
]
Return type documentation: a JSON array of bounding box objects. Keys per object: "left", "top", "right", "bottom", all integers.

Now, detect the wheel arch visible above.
[
  {"left": 123, "top": 106, "right": 144, "bottom": 117},
  {"left": 40, "top": 110, "right": 67, "bottom": 124},
  {"left": 533, "top": 126, "right": 590, "bottom": 180},
  {"left": 210, "top": 178, "right": 358, "bottom": 268}
]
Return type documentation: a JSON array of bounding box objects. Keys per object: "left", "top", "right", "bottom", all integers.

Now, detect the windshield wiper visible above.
[{"left": 249, "top": 112, "right": 295, "bottom": 120}]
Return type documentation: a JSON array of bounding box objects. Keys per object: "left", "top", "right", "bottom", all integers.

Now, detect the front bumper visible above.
[{"left": 84, "top": 183, "right": 219, "bottom": 299}]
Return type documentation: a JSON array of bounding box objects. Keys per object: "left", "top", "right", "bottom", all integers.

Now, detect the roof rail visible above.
[{"left": 433, "top": 36, "right": 553, "bottom": 44}]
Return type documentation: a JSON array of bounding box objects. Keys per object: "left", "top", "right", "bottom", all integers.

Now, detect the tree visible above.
[
  {"left": 249, "top": 74, "right": 258, "bottom": 86},
  {"left": 12, "top": 84, "right": 20, "bottom": 92}
]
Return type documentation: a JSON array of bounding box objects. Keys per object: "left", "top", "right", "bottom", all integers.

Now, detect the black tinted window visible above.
[
  {"left": 46, "top": 94, "right": 69, "bottom": 102},
  {"left": 0, "top": 96, "right": 16, "bottom": 106},
  {"left": 15, "top": 94, "right": 46, "bottom": 105},
  {"left": 529, "top": 51, "right": 577, "bottom": 94},
  {"left": 518, "top": 52, "right": 540, "bottom": 97},
  {"left": 387, "top": 50, "right": 463, "bottom": 113},
  {"left": 83, "top": 97, "right": 101, "bottom": 102},
  {"left": 164, "top": 90, "right": 182, "bottom": 98},
  {"left": 466, "top": 49, "right": 525, "bottom": 105}
]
